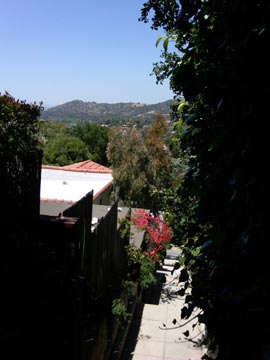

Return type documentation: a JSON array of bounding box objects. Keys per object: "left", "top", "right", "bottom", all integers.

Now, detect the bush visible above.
[
  {"left": 0, "top": 92, "right": 43, "bottom": 155},
  {"left": 139, "top": 255, "right": 156, "bottom": 289}
]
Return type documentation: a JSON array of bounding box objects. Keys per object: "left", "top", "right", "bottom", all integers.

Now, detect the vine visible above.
[{"left": 140, "top": 1, "right": 270, "bottom": 359}]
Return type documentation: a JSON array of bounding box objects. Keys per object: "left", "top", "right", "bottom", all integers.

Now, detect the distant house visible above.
[{"left": 40, "top": 160, "right": 113, "bottom": 213}]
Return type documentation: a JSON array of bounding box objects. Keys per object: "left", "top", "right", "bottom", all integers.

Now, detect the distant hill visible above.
[{"left": 40, "top": 99, "right": 174, "bottom": 124}]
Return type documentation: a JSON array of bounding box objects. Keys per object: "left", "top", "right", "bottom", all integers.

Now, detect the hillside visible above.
[{"left": 40, "top": 99, "right": 174, "bottom": 124}]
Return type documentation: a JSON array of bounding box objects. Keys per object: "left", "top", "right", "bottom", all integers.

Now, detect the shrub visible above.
[{"left": 0, "top": 92, "right": 43, "bottom": 155}]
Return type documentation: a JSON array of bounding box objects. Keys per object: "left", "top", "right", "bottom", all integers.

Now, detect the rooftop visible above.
[
  {"left": 62, "top": 160, "right": 112, "bottom": 174},
  {"left": 40, "top": 161, "right": 113, "bottom": 203}
]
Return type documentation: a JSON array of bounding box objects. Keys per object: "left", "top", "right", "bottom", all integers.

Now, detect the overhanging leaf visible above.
[
  {"left": 155, "top": 35, "right": 163, "bottom": 48},
  {"left": 163, "top": 36, "right": 169, "bottom": 51}
]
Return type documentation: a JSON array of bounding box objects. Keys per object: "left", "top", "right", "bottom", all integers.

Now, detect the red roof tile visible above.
[{"left": 42, "top": 160, "right": 112, "bottom": 174}]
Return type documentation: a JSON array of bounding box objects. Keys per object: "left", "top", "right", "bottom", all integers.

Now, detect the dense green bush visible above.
[
  {"left": 125, "top": 245, "right": 156, "bottom": 289},
  {"left": 0, "top": 92, "right": 43, "bottom": 221},
  {"left": 0, "top": 92, "right": 43, "bottom": 155}
]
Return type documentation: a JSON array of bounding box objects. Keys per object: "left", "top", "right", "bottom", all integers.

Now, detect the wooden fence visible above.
[
  {"left": 62, "top": 191, "right": 130, "bottom": 360},
  {"left": 0, "top": 151, "right": 42, "bottom": 226},
  {"left": 0, "top": 178, "right": 130, "bottom": 360}
]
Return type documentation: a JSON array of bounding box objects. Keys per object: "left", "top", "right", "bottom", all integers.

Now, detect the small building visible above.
[{"left": 40, "top": 160, "right": 113, "bottom": 207}]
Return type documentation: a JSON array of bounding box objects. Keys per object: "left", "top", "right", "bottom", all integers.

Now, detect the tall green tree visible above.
[
  {"left": 42, "top": 134, "right": 91, "bottom": 166},
  {"left": 107, "top": 115, "right": 173, "bottom": 209},
  {"left": 144, "top": 114, "right": 172, "bottom": 188},
  {"left": 107, "top": 126, "right": 149, "bottom": 207},
  {"left": 40, "top": 121, "right": 109, "bottom": 166},
  {"left": 140, "top": 1, "right": 270, "bottom": 359},
  {"left": 70, "top": 123, "right": 109, "bottom": 165},
  {"left": 0, "top": 92, "right": 43, "bottom": 222},
  {"left": 39, "top": 121, "right": 70, "bottom": 142}
]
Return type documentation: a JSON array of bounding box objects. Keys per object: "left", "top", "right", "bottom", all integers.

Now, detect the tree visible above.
[
  {"left": 39, "top": 121, "right": 70, "bottom": 142},
  {"left": 40, "top": 121, "right": 109, "bottom": 166},
  {"left": 70, "top": 123, "right": 109, "bottom": 166},
  {"left": 0, "top": 92, "right": 43, "bottom": 221},
  {"left": 107, "top": 126, "right": 150, "bottom": 207},
  {"left": 42, "top": 135, "right": 91, "bottom": 166},
  {"left": 140, "top": 1, "right": 270, "bottom": 359},
  {"left": 144, "top": 114, "right": 172, "bottom": 188},
  {"left": 107, "top": 115, "right": 173, "bottom": 209},
  {"left": 0, "top": 92, "right": 43, "bottom": 155}
]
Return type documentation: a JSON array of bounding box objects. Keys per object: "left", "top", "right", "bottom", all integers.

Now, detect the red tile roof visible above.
[{"left": 42, "top": 160, "right": 112, "bottom": 174}]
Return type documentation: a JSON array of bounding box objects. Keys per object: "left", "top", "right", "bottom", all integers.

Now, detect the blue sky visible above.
[{"left": 0, "top": 0, "right": 174, "bottom": 107}]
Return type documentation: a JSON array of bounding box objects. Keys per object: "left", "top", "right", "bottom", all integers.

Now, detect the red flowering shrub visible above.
[{"left": 131, "top": 209, "right": 172, "bottom": 264}]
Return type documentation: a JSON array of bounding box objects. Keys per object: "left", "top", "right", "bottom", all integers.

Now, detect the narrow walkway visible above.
[{"left": 121, "top": 245, "right": 206, "bottom": 360}]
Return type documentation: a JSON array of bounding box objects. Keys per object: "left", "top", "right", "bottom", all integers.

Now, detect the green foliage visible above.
[
  {"left": 141, "top": 1, "right": 270, "bottom": 359},
  {"left": 155, "top": 34, "right": 177, "bottom": 52},
  {"left": 70, "top": 123, "right": 109, "bottom": 165},
  {"left": 0, "top": 92, "right": 43, "bottom": 220},
  {"left": 40, "top": 121, "right": 108, "bottom": 166},
  {"left": 111, "top": 298, "right": 131, "bottom": 323},
  {"left": 126, "top": 245, "right": 144, "bottom": 269},
  {"left": 0, "top": 92, "right": 43, "bottom": 154},
  {"left": 125, "top": 245, "right": 156, "bottom": 290},
  {"left": 139, "top": 255, "right": 156, "bottom": 289},
  {"left": 118, "top": 218, "right": 132, "bottom": 242},
  {"left": 144, "top": 114, "right": 173, "bottom": 190},
  {"left": 39, "top": 121, "right": 70, "bottom": 141},
  {"left": 107, "top": 115, "right": 173, "bottom": 209},
  {"left": 122, "top": 280, "right": 137, "bottom": 298},
  {"left": 42, "top": 134, "right": 91, "bottom": 166},
  {"left": 107, "top": 126, "right": 150, "bottom": 207}
]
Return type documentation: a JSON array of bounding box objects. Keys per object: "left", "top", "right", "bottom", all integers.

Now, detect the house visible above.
[{"left": 40, "top": 160, "right": 114, "bottom": 209}]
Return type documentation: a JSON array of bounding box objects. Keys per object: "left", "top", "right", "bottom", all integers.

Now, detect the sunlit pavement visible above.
[{"left": 122, "top": 245, "right": 206, "bottom": 360}]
